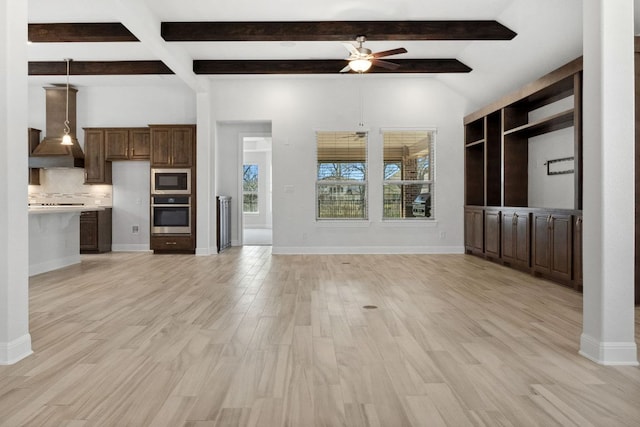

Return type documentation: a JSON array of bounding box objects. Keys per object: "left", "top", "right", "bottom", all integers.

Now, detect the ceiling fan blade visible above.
[
  {"left": 372, "top": 47, "right": 408, "bottom": 58},
  {"left": 371, "top": 59, "right": 400, "bottom": 70},
  {"left": 339, "top": 63, "right": 352, "bottom": 73},
  {"left": 342, "top": 42, "right": 360, "bottom": 56}
]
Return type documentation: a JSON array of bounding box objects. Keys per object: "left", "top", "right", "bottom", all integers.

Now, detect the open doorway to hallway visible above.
[{"left": 241, "top": 135, "right": 272, "bottom": 245}]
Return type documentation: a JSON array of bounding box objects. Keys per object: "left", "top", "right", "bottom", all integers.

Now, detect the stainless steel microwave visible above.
[{"left": 151, "top": 168, "right": 191, "bottom": 194}]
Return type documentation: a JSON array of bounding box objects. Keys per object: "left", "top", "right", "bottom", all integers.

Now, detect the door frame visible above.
[{"left": 237, "top": 132, "right": 272, "bottom": 245}]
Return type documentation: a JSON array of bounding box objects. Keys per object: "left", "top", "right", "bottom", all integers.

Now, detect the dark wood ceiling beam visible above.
[
  {"left": 193, "top": 59, "right": 472, "bottom": 75},
  {"left": 28, "top": 61, "right": 173, "bottom": 75},
  {"left": 162, "top": 20, "right": 516, "bottom": 42},
  {"left": 28, "top": 23, "right": 138, "bottom": 43}
]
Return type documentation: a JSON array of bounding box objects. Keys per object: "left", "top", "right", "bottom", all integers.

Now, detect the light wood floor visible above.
[{"left": 1, "top": 248, "right": 639, "bottom": 426}]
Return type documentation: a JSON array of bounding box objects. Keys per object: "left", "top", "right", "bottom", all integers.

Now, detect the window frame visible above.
[
  {"left": 242, "top": 163, "right": 259, "bottom": 214},
  {"left": 315, "top": 131, "right": 369, "bottom": 221},
  {"left": 381, "top": 129, "right": 436, "bottom": 221}
]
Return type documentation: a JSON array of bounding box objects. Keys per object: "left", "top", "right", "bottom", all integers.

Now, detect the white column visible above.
[
  {"left": 195, "top": 82, "right": 216, "bottom": 255},
  {"left": 0, "top": 0, "right": 32, "bottom": 364},
  {"left": 581, "top": 0, "right": 638, "bottom": 365}
]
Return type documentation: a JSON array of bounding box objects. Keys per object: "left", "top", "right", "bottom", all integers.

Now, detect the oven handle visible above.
[{"left": 152, "top": 204, "right": 191, "bottom": 207}]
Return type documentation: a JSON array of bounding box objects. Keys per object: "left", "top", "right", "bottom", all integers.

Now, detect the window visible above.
[
  {"left": 243, "top": 164, "right": 259, "bottom": 213},
  {"left": 316, "top": 131, "right": 367, "bottom": 219},
  {"left": 382, "top": 130, "right": 435, "bottom": 219}
]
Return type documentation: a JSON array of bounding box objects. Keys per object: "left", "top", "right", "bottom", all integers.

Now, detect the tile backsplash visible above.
[{"left": 28, "top": 169, "right": 112, "bottom": 206}]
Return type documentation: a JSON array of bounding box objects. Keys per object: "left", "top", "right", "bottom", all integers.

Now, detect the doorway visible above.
[{"left": 241, "top": 135, "right": 272, "bottom": 245}]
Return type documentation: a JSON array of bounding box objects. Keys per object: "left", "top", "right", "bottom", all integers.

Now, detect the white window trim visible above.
[{"left": 381, "top": 128, "right": 437, "bottom": 221}]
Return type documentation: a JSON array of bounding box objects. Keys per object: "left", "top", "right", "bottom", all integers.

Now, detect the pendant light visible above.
[{"left": 61, "top": 58, "right": 73, "bottom": 146}]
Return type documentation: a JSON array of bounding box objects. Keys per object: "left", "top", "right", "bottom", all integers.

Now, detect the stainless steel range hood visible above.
[{"left": 29, "top": 86, "right": 85, "bottom": 169}]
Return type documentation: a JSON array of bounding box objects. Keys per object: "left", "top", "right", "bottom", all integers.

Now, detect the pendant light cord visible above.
[
  {"left": 64, "top": 58, "right": 70, "bottom": 136},
  {"left": 358, "top": 73, "right": 364, "bottom": 128}
]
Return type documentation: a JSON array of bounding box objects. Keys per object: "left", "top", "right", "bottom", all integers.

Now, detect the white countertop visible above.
[{"left": 28, "top": 206, "right": 107, "bottom": 214}]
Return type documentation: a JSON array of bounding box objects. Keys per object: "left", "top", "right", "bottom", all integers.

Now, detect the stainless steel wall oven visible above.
[{"left": 151, "top": 196, "right": 191, "bottom": 234}]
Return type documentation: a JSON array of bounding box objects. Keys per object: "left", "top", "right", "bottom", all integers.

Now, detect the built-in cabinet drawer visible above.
[{"left": 150, "top": 235, "right": 194, "bottom": 252}]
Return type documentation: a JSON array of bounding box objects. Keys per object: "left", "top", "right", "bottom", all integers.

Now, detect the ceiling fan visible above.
[{"left": 340, "top": 35, "right": 407, "bottom": 73}]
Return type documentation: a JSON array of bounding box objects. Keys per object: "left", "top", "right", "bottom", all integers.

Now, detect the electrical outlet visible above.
[
  {"left": 132, "top": 225, "right": 139, "bottom": 234},
  {"left": 439, "top": 231, "right": 446, "bottom": 239}
]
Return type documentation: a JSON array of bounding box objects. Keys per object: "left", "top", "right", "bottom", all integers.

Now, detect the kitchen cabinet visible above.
[
  {"left": 150, "top": 125, "right": 195, "bottom": 168},
  {"left": 28, "top": 128, "right": 41, "bottom": 185},
  {"left": 150, "top": 235, "right": 194, "bottom": 253},
  {"left": 532, "top": 211, "right": 573, "bottom": 284},
  {"left": 501, "top": 209, "right": 531, "bottom": 270},
  {"left": 80, "top": 208, "right": 112, "bottom": 253},
  {"left": 105, "top": 128, "right": 150, "bottom": 161},
  {"left": 484, "top": 208, "right": 501, "bottom": 259},
  {"left": 84, "top": 129, "right": 112, "bottom": 184},
  {"left": 464, "top": 207, "right": 484, "bottom": 255},
  {"left": 573, "top": 214, "right": 583, "bottom": 290}
]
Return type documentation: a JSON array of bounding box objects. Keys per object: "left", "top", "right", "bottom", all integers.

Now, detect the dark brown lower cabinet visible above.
[
  {"left": 151, "top": 235, "right": 195, "bottom": 253},
  {"left": 532, "top": 211, "right": 572, "bottom": 284},
  {"left": 484, "top": 209, "right": 501, "bottom": 259},
  {"left": 80, "top": 208, "right": 112, "bottom": 254},
  {"left": 573, "top": 215, "right": 583, "bottom": 290},
  {"left": 501, "top": 209, "right": 530, "bottom": 270},
  {"left": 464, "top": 207, "right": 484, "bottom": 254}
]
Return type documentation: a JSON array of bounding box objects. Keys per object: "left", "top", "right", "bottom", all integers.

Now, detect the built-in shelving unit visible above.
[{"left": 464, "top": 57, "right": 583, "bottom": 290}]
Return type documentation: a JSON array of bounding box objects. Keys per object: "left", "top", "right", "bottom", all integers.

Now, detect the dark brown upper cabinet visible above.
[
  {"left": 104, "top": 128, "right": 150, "bottom": 161},
  {"left": 150, "top": 125, "right": 195, "bottom": 168},
  {"left": 84, "top": 128, "right": 112, "bottom": 184}
]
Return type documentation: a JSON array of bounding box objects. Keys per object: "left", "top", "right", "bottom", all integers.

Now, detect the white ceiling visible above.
[{"left": 26, "top": 0, "right": 600, "bottom": 110}]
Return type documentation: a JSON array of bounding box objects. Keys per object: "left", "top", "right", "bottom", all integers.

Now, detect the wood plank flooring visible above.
[{"left": 1, "top": 247, "right": 639, "bottom": 426}]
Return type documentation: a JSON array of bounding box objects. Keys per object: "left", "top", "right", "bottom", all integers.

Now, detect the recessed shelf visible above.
[
  {"left": 503, "top": 109, "right": 574, "bottom": 139},
  {"left": 465, "top": 139, "right": 485, "bottom": 148}
]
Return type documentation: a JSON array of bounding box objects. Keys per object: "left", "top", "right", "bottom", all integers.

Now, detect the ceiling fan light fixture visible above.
[{"left": 350, "top": 58, "right": 372, "bottom": 73}]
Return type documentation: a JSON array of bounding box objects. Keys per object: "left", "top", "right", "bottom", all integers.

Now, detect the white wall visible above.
[
  {"left": 212, "top": 76, "right": 468, "bottom": 254},
  {"left": 112, "top": 162, "right": 150, "bottom": 251},
  {"left": 528, "top": 127, "right": 575, "bottom": 209},
  {"left": 28, "top": 84, "right": 197, "bottom": 149},
  {"left": 527, "top": 96, "right": 576, "bottom": 209}
]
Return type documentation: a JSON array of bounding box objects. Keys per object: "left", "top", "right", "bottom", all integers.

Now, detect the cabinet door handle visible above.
[
  {"left": 165, "top": 241, "right": 177, "bottom": 245},
  {"left": 576, "top": 217, "right": 582, "bottom": 231},
  {"left": 512, "top": 213, "right": 518, "bottom": 225}
]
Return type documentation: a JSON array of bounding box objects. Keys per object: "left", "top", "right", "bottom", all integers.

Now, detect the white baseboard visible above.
[
  {"left": 29, "top": 255, "right": 80, "bottom": 277},
  {"left": 0, "top": 334, "right": 33, "bottom": 365},
  {"left": 196, "top": 247, "right": 218, "bottom": 256},
  {"left": 579, "top": 333, "right": 639, "bottom": 366},
  {"left": 111, "top": 244, "right": 151, "bottom": 252},
  {"left": 271, "top": 245, "right": 465, "bottom": 255}
]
